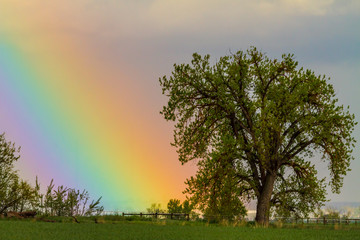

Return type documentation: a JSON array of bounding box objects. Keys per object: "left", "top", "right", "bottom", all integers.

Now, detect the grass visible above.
[{"left": 0, "top": 218, "right": 360, "bottom": 240}]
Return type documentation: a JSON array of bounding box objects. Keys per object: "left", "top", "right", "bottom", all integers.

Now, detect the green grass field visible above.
[{"left": 0, "top": 219, "right": 360, "bottom": 240}]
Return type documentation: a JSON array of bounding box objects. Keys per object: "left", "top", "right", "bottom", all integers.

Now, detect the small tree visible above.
[
  {"left": 182, "top": 200, "right": 194, "bottom": 215},
  {"left": 146, "top": 203, "right": 165, "bottom": 213},
  {"left": 167, "top": 199, "right": 183, "bottom": 213},
  {"left": 39, "top": 179, "right": 103, "bottom": 216},
  {"left": 319, "top": 207, "right": 340, "bottom": 219},
  {"left": 167, "top": 199, "right": 195, "bottom": 219}
]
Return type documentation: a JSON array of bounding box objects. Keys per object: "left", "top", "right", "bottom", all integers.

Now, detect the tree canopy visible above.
[{"left": 160, "top": 47, "right": 356, "bottom": 225}]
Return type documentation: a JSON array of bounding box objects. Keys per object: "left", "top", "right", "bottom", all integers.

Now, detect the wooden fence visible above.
[
  {"left": 101, "top": 211, "right": 189, "bottom": 220},
  {"left": 100, "top": 211, "right": 360, "bottom": 224},
  {"left": 273, "top": 217, "right": 360, "bottom": 225},
  {"left": 122, "top": 212, "right": 190, "bottom": 220}
]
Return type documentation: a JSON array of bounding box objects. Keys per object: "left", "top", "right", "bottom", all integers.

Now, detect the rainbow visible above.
[{"left": 0, "top": 36, "right": 192, "bottom": 211}]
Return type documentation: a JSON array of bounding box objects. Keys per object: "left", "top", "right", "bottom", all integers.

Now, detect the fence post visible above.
[
  {"left": 155, "top": 212, "right": 158, "bottom": 219},
  {"left": 323, "top": 217, "right": 326, "bottom": 225},
  {"left": 122, "top": 212, "right": 124, "bottom": 217},
  {"left": 187, "top": 214, "right": 190, "bottom": 221},
  {"left": 140, "top": 212, "right": 142, "bottom": 217}
]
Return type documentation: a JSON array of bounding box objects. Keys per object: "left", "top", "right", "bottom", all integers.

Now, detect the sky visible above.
[{"left": 0, "top": 0, "right": 359, "bottom": 211}]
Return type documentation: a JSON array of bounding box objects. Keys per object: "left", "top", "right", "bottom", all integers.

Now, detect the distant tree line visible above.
[{"left": 0, "top": 133, "right": 103, "bottom": 216}]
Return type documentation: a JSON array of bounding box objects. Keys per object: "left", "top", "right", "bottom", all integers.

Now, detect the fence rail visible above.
[
  {"left": 123, "top": 212, "right": 190, "bottom": 220},
  {"left": 273, "top": 217, "right": 360, "bottom": 225},
  {"left": 100, "top": 211, "right": 189, "bottom": 220},
  {"left": 100, "top": 211, "right": 360, "bottom": 224}
]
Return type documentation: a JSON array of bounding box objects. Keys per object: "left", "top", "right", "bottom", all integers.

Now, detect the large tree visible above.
[{"left": 159, "top": 47, "right": 356, "bottom": 225}]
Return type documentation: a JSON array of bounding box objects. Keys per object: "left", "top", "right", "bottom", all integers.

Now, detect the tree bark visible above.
[{"left": 255, "top": 172, "right": 276, "bottom": 226}]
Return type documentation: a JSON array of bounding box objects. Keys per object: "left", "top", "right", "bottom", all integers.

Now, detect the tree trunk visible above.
[{"left": 255, "top": 172, "right": 276, "bottom": 226}]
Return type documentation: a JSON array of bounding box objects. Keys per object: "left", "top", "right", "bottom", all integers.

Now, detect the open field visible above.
[{"left": 0, "top": 219, "right": 360, "bottom": 240}]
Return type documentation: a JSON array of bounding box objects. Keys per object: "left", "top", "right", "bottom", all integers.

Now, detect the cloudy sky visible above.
[{"left": 0, "top": 0, "right": 359, "bottom": 209}]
